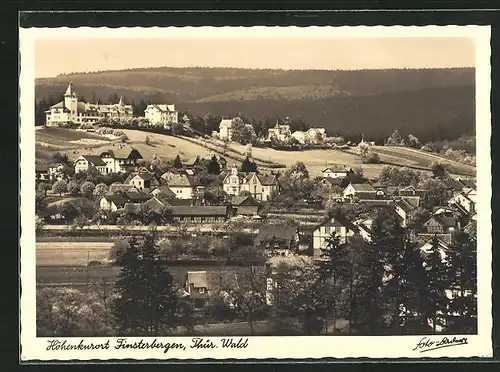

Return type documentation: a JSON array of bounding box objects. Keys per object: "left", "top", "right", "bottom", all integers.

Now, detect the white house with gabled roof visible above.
[{"left": 144, "top": 103, "right": 178, "bottom": 126}]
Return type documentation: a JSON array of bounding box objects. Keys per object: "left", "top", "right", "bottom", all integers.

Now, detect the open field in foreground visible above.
[
  {"left": 36, "top": 241, "right": 114, "bottom": 266},
  {"left": 36, "top": 265, "right": 255, "bottom": 287}
]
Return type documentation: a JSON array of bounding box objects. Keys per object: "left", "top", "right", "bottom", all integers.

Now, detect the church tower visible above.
[{"left": 63, "top": 82, "right": 78, "bottom": 121}]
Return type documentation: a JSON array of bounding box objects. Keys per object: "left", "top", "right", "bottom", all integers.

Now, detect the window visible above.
[{"left": 199, "top": 288, "right": 205, "bottom": 294}]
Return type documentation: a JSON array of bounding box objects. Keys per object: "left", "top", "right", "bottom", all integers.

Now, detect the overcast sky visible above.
[{"left": 35, "top": 37, "right": 475, "bottom": 78}]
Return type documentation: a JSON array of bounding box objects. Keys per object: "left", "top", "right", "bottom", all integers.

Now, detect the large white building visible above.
[
  {"left": 222, "top": 164, "right": 280, "bottom": 201},
  {"left": 45, "top": 83, "right": 133, "bottom": 126},
  {"left": 74, "top": 146, "right": 143, "bottom": 175},
  {"left": 218, "top": 118, "right": 234, "bottom": 141},
  {"left": 144, "top": 104, "right": 179, "bottom": 126},
  {"left": 291, "top": 128, "right": 326, "bottom": 145}
]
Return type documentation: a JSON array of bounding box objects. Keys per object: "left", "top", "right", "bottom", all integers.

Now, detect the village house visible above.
[
  {"left": 320, "top": 177, "right": 344, "bottom": 189},
  {"left": 99, "top": 147, "right": 143, "bottom": 173},
  {"left": 322, "top": 165, "right": 352, "bottom": 179},
  {"left": 267, "top": 119, "right": 291, "bottom": 142},
  {"left": 125, "top": 168, "right": 161, "bottom": 193},
  {"left": 142, "top": 196, "right": 169, "bottom": 213},
  {"left": 442, "top": 177, "right": 468, "bottom": 197},
  {"left": 230, "top": 195, "right": 260, "bottom": 216},
  {"left": 422, "top": 214, "right": 459, "bottom": 234},
  {"left": 98, "top": 193, "right": 129, "bottom": 212},
  {"left": 150, "top": 185, "right": 177, "bottom": 201},
  {"left": 218, "top": 118, "right": 234, "bottom": 141},
  {"left": 74, "top": 155, "right": 107, "bottom": 174},
  {"left": 144, "top": 103, "right": 178, "bottom": 126},
  {"left": 169, "top": 206, "right": 229, "bottom": 223},
  {"left": 342, "top": 182, "right": 377, "bottom": 202},
  {"left": 166, "top": 174, "right": 204, "bottom": 201},
  {"left": 184, "top": 271, "right": 210, "bottom": 309},
  {"left": 312, "top": 217, "right": 356, "bottom": 260},
  {"left": 448, "top": 189, "right": 477, "bottom": 215},
  {"left": 353, "top": 214, "right": 375, "bottom": 242},
  {"left": 35, "top": 164, "right": 50, "bottom": 182},
  {"left": 74, "top": 147, "right": 143, "bottom": 175},
  {"left": 222, "top": 165, "right": 280, "bottom": 201},
  {"left": 48, "top": 163, "right": 67, "bottom": 181},
  {"left": 255, "top": 224, "right": 299, "bottom": 256},
  {"left": 398, "top": 185, "right": 427, "bottom": 198},
  {"left": 45, "top": 83, "right": 132, "bottom": 126},
  {"left": 393, "top": 198, "right": 418, "bottom": 228}
]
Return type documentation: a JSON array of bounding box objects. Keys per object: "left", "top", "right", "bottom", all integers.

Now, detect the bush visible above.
[{"left": 109, "top": 239, "right": 130, "bottom": 263}]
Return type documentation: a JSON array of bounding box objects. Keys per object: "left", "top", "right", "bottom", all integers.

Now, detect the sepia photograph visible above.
[{"left": 20, "top": 25, "right": 492, "bottom": 360}]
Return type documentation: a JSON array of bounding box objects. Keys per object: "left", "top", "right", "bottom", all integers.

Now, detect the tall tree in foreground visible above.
[
  {"left": 315, "top": 233, "right": 349, "bottom": 334},
  {"left": 421, "top": 235, "right": 451, "bottom": 334},
  {"left": 113, "top": 231, "right": 178, "bottom": 336},
  {"left": 447, "top": 232, "right": 477, "bottom": 333}
]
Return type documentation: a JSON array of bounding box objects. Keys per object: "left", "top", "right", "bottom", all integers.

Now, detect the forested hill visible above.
[{"left": 35, "top": 67, "right": 475, "bottom": 142}]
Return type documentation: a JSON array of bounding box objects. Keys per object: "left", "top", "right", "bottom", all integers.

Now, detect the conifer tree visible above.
[
  {"left": 240, "top": 156, "right": 258, "bottom": 173},
  {"left": 316, "top": 233, "right": 349, "bottom": 334},
  {"left": 173, "top": 155, "right": 183, "bottom": 169},
  {"left": 207, "top": 155, "right": 221, "bottom": 175},
  {"left": 113, "top": 232, "right": 178, "bottom": 336},
  {"left": 447, "top": 232, "right": 477, "bottom": 333},
  {"left": 422, "top": 235, "right": 451, "bottom": 333}
]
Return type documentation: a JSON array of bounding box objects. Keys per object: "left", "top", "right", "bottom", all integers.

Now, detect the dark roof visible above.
[
  {"left": 394, "top": 198, "right": 416, "bottom": 214},
  {"left": 231, "top": 195, "right": 259, "bottom": 206},
  {"left": 185, "top": 271, "right": 209, "bottom": 289},
  {"left": 153, "top": 186, "right": 176, "bottom": 199},
  {"left": 36, "top": 164, "right": 49, "bottom": 172},
  {"left": 257, "top": 174, "right": 279, "bottom": 186},
  {"left": 124, "top": 190, "right": 152, "bottom": 202},
  {"left": 458, "top": 178, "right": 476, "bottom": 189},
  {"left": 424, "top": 215, "right": 457, "bottom": 228},
  {"left": 123, "top": 203, "right": 142, "bottom": 213},
  {"left": 322, "top": 177, "right": 344, "bottom": 186},
  {"left": 350, "top": 183, "right": 376, "bottom": 192},
  {"left": 143, "top": 197, "right": 166, "bottom": 213},
  {"left": 443, "top": 177, "right": 464, "bottom": 191},
  {"left": 101, "top": 193, "right": 129, "bottom": 207},
  {"left": 167, "top": 198, "right": 194, "bottom": 206},
  {"left": 359, "top": 200, "right": 393, "bottom": 207},
  {"left": 100, "top": 147, "right": 143, "bottom": 160},
  {"left": 167, "top": 174, "right": 198, "bottom": 187},
  {"left": 323, "top": 165, "right": 349, "bottom": 173},
  {"left": 257, "top": 224, "right": 297, "bottom": 242},
  {"left": 81, "top": 155, "right": 106, "bottom": 166},
  {"left": 169, "top": 206, "right": 228, "bottom": 216}
]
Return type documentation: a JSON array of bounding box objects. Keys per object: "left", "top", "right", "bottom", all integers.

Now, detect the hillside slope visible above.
[{"left": 35, "top": 67, "right": 475, "bottom": 142}]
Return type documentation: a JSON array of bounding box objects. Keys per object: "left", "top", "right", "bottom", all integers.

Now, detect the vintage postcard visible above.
[{"left": 20, "top": 25, "right": 492, "bottom": 360}]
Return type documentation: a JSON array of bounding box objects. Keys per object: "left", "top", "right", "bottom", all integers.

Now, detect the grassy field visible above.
[
  {"left": 228, "top": 142, "right": 385, "bottom": 179},
  {"left": 372, "top": 146, "right": 476, "bottom": 176},
  {"left": 36, "top": 264, "right": 254, "bottom": 287},
  {"left": 35, "top": 127, "right": 217, "bottom": 164},
  {"left": 36, "top": 241, "right": 114, "bottom": 266},
  {"left": 35, "top": 127, "right": 475, "bottom": 179}
]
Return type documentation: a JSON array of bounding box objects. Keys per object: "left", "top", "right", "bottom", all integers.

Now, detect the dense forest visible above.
[{"left": 35, "top": 67, "right": 475, "bottom": 142}]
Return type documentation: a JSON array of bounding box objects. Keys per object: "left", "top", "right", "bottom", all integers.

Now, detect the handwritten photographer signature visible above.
[{"left": 412, "top": 336, "right": 468, "bottom": 353}]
